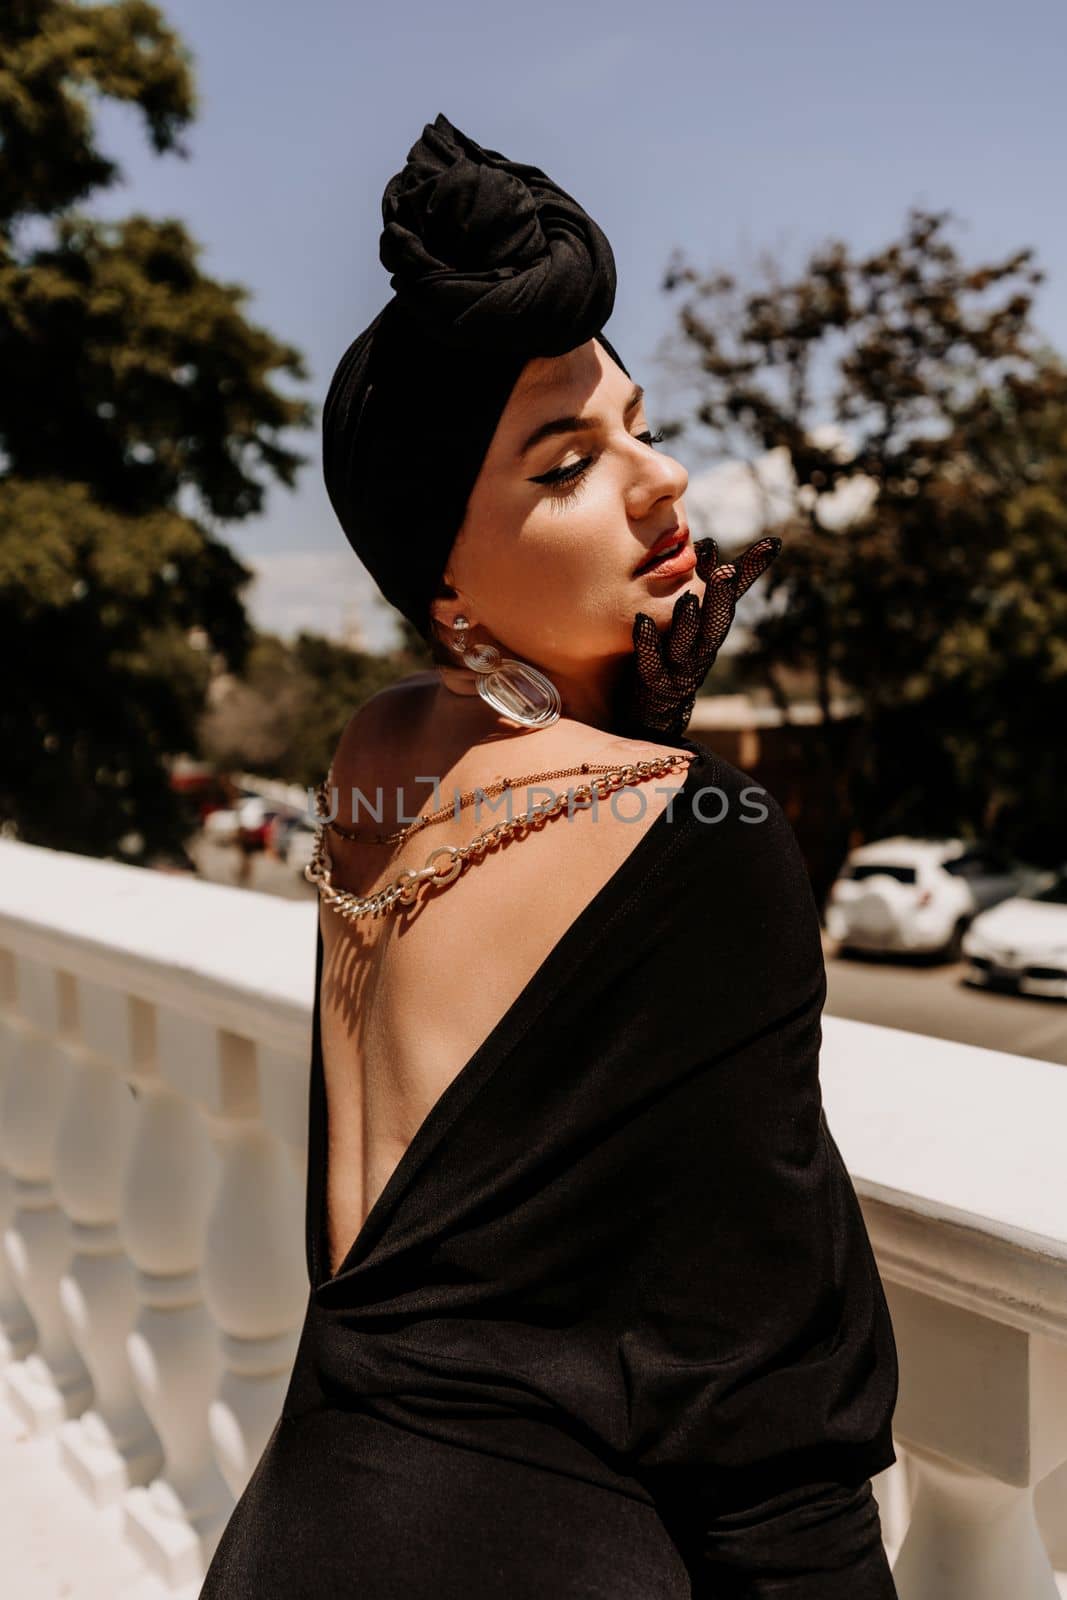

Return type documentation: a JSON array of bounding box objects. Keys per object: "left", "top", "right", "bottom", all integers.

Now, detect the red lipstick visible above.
[{"left": 633, "top": 524, "right": 696, "bottom": 579}]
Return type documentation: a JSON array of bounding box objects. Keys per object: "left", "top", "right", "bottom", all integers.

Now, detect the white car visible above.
[
  {"left": 203, "top": 806, "right": 240, "bottom": 843},
  {"left": 962, "top": 872, "right": 1067, "bottom": 998},
  {"left": 825, "top": 837, "right": 1036, "bottom": 961}
]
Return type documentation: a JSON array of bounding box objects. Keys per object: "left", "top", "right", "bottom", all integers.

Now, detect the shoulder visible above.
[
  {"left": 384, "top": 671, "right": 439, "bottom": 692},
  {"left": 571, "top": 729, "right": 702, "bottom": 793},
  {"left": 652, "top": 741, "right": 824, "bottom": 978},
  {"left": 327, "top": 674, "right": 435, "bottom": 773},
  {"left": 606, "top": 731, "right": 780, "bottom": 817},
  {"left": 695, "top": 756, "right": 810, "bottom": 911},
  {"left": 599, "top": 730, "right": 695, "bottom": 766},
  {"left": 358, "top": 672, "right": 438, "bottom": 717}
]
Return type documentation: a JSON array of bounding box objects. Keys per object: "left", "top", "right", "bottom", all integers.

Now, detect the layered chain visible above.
[
  {"left": 304, "top": 753, "right": 694, "bottom": 922},
  {"left": 325, "top": 760, "right": 644, "bottom": 845}
]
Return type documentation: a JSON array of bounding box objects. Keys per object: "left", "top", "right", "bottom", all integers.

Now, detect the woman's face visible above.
[{"left": 433, "top": 338, "right": 696, "bottom": 714}]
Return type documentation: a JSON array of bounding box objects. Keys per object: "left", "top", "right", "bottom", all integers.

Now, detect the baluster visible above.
[
  {"left": 200, "top": 1030, "right": 306, "bottom": 1495},
  {"left": 1034, "top": 1455, "right": 1067, "bottom": 1571},
  {"left": 887, "top": 1281, "right": 1067, "bottom": 1599},
  {"left": 55, "top": 976, "right": 163, "bottom": 1503},
  {"left": 2, "top": 957, "right": 92, "bottom": 1429},
  {"left": 121, "top": 1001, "right": 230, "bottom": 1589},
  {"left": 894, "top": 1446, "right": 1059, "bottom": 1599},
  {"left": 0, "top": 948, "right": 36, "bottom": 1362},
  {"left": 870, "top": 1447, "right": 914, "bottom": 1565}
]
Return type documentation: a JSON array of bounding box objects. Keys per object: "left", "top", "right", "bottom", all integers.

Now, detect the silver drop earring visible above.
[{"left": 448, "top": 615, "right": 561, "bottom": 728}]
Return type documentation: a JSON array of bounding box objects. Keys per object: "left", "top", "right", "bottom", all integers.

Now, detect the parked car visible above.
[
  {"left": 202, "top": 794, "right": 280, "bottom": 850},
  {"left": 962, "top": 870, "right": 1067, "bottom": 998},
  {"left": 203, "top": 806, "right": 240, "bottom": 843},
  {"left": 825, "top": 837, "right": 1042, "bottom": 961}
]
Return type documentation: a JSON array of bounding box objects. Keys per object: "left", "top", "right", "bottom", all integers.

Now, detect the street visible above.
[
  {"left": 823, "top": 936, "right": 1067, "bottom": 1066},
  {"left": 186, "top": 835, "right": 317, "bottom": 902}
]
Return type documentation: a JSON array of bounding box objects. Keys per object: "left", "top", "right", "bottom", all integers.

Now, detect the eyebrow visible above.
[{"left": 518, "top": 383, "right": 645, "bottom": 461}]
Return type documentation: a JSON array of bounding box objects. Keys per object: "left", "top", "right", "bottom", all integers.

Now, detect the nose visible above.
[{"left": 627, "top": 438, "right": 688, "bottom": 521}]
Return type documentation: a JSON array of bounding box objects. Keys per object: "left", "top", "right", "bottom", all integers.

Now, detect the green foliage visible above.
[
  {"left": 0, "top": 0, "right": 314, "bottom": 859},
  {"left": 0, "top": 211, "right": 311, "bottom": 514},
  {"left": 662, "top": 209, "right": 1067, "bottom": 863},
  {"left": 0, "top": 476, "right": 252, "bottom": 853},
  {"left": 0, "top": 0, "right": 197, "bottom": 227}
]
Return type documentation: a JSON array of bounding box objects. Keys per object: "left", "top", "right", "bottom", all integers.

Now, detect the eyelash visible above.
[{"left": 533, "top": 429, "right": 665, "bottom": 505}]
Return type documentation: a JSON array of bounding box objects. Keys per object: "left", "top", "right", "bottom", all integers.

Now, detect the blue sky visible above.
[{"left": 89, "top": 0, "right": 1067, "bottom": 649}]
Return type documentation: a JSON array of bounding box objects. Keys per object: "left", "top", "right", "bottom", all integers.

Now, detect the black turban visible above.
[{"left": 321, "top": 112, "right": 628, "bottom": 642}]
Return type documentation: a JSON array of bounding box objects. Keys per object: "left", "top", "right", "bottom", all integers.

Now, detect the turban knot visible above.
[{"left": 379, "top": 115, "right": 617, "bottom": 355}]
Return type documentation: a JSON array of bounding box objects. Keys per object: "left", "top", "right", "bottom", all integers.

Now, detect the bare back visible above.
[{"left": 316, "top": 677, "right": 694, "bottom": 1279}]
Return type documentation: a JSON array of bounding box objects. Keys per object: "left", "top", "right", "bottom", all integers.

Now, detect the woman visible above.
[{"left": 200, "top": 114, "right": 899, "bottom": 1599}]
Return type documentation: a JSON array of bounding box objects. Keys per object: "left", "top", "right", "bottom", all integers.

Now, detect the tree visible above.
[
  {"left": 0, "top": 0, "right": 312, "bottom": 858},
  {"left": 197, "top": 624, "right": 433, "bottom": 791},
  {"left": 660, "top": 208, "right": 1067, "bottom": 865}
]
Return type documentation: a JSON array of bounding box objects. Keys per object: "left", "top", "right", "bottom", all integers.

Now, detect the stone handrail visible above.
[{"left": 0, "top": 837, "right": 1064, "bottom": 1593}]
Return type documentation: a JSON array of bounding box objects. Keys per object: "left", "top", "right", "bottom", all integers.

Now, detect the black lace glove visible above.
[{"left": 617, "top": 535, "right": 783, "bottom": 739}]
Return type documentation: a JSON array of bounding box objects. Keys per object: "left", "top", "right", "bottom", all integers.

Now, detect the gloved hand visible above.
[{"left": 618, "top": 535, "right": 783, "bottom": 739}]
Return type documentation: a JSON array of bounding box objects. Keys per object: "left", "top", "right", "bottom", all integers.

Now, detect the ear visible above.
[
  {"left": 428, "top": 583, "right": 465, "bottom": 666},
  {"left": 429, "top": 595, "right": 455, "bottom": 643}
]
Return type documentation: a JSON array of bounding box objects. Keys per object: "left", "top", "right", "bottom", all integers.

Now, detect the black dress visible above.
[{"left": 199, "top": 736, "right": 899, "bottom": 1598}]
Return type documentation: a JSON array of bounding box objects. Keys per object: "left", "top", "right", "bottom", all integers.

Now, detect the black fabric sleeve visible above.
[
  {"left": 687, "top": 1475, "right": 896, "bottom": 1598},
  {"left": 623, "top": 747, "right": 899, "bottom": 1596}
]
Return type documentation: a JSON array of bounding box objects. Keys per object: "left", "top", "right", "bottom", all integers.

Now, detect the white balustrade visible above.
[
  {"left": 0, "top": 836, "right": 1065, "bottom": 1593},
  {"left": 0, "top": 839, "right": 314, "bottom": 1588},
  {"left": 822, "top": 1013, "right": 1067, "bottom": 1598}
]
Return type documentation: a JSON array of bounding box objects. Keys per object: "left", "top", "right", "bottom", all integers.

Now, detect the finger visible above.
[
  {"left": 694, "top": 537, "right": 719, "bottom": 579},
  {"left": 632, "top": 611, "right": 669, "bottom": 689},
  {"left": 733, "top": 536, "right": 783, "bottom": 601},
  {"left": 696, "top": 563, "right": 740, "bottom": 655},
  {"left": 739, "top": 534, "right": 780, "bottom": 585},
  {"left": 632, "top": 609, "right": 660, "bottom": 649},
  {"left": 666, "top": 590, "right": 701, "bottom": 669}
]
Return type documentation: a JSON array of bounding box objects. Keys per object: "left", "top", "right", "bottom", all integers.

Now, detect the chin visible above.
[{"left": 647, "top": 574, "right": 701, "bottom": 609}]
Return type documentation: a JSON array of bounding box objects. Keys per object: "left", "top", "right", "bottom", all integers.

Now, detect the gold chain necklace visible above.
[
  {"left": 304, "top": 753, "right": 694, "bottom": 921},
  {"left": 325, "top": 760, "right": 639, "bottom": 845}
]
